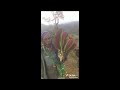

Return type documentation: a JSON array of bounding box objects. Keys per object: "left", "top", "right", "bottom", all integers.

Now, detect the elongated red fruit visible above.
[
  {"left": 64, "top": 39, "right": 73, "bottom": 53},
  {"left": 62, "top": 31, "right": 68, "bottom": 50},
  {"left": 66, "top": 41, "right": 77, "bottom": 54},
  {"left": 55, "top": 29, "right": 62, "bottom": 49},
  {"left": 65, "top": 39, "right": 74, "bottom": 53}
]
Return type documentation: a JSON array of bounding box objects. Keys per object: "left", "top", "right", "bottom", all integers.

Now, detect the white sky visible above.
[{"left": 41, "top": 11, "right": 79, "bottom": 25}]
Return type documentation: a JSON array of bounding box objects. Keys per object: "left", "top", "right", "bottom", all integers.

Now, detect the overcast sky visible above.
[{"left": 41, "top": 11, "right": 79, "bottom": 25}]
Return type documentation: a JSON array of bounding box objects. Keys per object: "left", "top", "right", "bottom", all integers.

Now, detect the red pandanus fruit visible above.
[
  {"left": 54, "top": 29, "right": 63, "bottom": 50},
  {"left": 66, "top": 41, "right": 77, "bottom": 54},
  {"left": 58, "top": 31, "right": 68, "bottom": 51},
  {"left": 63, "top": 39, "right": 73, "bottom": 53},
  {"left": 54, "top": 29, "right": 68, "bottom": 61},
  {"left": 61, "top": 31, "right": 68, "bottom": 50},
  {"left": 55, "top": 29, "right": 68, "bottom": 50},
  {"left": 55, "top": 29, "right": 76, "bottom": 62},
  {"left": 64, "top": 37, "right": 77, "bottom": 54},
  {"left": 59, "top": 30, "right": 67, "bottom": 60}
]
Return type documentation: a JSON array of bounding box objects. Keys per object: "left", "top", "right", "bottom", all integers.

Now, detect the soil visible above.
[{"left": 64, "top": 51, "right": 79, "bottom": 79}]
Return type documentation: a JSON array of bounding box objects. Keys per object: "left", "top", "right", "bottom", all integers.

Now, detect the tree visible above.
[{"left": 42, "top": 11, "right": 64, "bottom": 32}]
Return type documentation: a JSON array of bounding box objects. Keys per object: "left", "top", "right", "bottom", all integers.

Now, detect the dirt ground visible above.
[{"left": 64, "top": 51, "right": 79, "bottom": 79}]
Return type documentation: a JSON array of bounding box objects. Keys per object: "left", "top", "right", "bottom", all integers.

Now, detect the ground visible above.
[{"left": 64, "top": 47, "right": 79, "bottom": 79}]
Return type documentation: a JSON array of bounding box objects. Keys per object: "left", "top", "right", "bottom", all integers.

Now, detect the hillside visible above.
[{"left": 41, "top": 21, "right": 79, "bottom": 35}]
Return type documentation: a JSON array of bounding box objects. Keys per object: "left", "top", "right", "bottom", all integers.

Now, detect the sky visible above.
[{"left": 41, "top": 11, "right": 79, "bottom": 25}]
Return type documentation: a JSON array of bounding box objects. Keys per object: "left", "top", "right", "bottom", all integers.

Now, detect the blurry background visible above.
[{"left": 41, "top": 11, "right": 79, "bottom": 25}]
